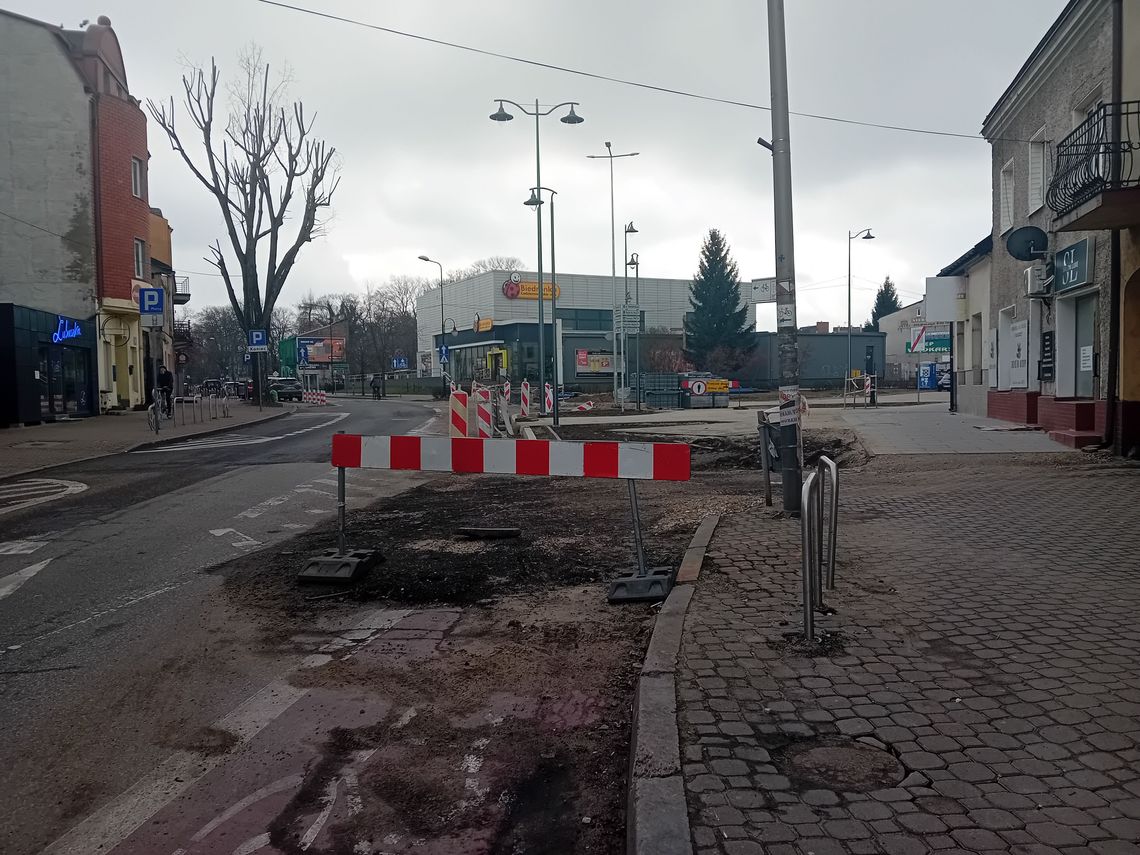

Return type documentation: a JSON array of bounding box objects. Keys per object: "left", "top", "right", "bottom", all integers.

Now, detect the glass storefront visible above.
[{"left": 0, "top": 303, "right": 96, "bottom": 427}]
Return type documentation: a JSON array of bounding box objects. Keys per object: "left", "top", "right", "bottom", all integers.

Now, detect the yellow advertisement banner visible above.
[
  {"left": 514, "top": 282, "right": 561, "bottom": 300},
  {"left": 706, "top": 379, "right": 730, "bottom": 393}
]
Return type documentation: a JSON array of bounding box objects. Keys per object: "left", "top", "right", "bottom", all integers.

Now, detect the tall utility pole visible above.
[{"left": 768, "top": 0, "right": 802, "bottom": 514}]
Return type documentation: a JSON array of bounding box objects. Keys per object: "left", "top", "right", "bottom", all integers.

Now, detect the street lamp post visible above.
[
  {"left": 620, "top": 222, "right": 638, "bottom": 411},
  {"left": 525, "top": 186, "right": 560, "bottom": 425},
  {"left": 418, "top": 255, "right": 446, "bottom": 398},
  {"left": 587, "top": 143, "right": 639, "bottom": 405},
  {"left": 627, "top": 251, "right": 641, "bottom": 410},
  {"left": 490, "top": 99, "right": 582, "bottom": 413},
  {"left": 846, "top": 228, "right": 875, "bottom": 383}
]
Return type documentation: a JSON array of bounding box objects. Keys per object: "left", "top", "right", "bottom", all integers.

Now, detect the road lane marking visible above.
[
  {"left": 0, "top": 540, "right": 48, "bottom": 555},
  {"left": 294, "top": 487, "right": 337, "bottom": 499},
  {"left": 0, "top": 558, "right": 52, "bottom": 601},
  {"left": 44, "top": 610, "right": 409, "bottom": 855},
  {"left": 133, "top": 413, "right": 350, "bottom": 454},
  {"left": 0, "top": 478, "right": 87, "bottom": 516},
  {"left": 237, "top": 494, "right": 292, "bottom": 519},
  {"left": 209, "top": 528, "right": 263, "bottom": 550}
]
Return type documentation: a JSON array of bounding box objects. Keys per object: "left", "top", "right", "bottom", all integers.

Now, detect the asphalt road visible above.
[{"left": 0, "top": 396, "right": 438, "bottom": 855}]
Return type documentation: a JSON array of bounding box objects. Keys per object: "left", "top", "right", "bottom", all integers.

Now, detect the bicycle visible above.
[{"left": 147, "top": 386, "right": 162, "bottom": 434}]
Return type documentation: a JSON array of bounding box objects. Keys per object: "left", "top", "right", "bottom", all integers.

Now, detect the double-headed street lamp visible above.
[
  {"left": 525, "top": 186, "right": 560, "bottom": 425},
  {"left": 417, "top": 254, "right": 447, "bottom": 398},
  {"left": 619, "top": 221, "right": 638, "bottom": 411},
  {"left": 846, "top": 228, "right": 876, "bottom": 382},
  {"left": 587, "top": 142, "right": 639, "bottom": 404},
  {"left": 490, "top": 99, "right": 583, "bottom": 413}
]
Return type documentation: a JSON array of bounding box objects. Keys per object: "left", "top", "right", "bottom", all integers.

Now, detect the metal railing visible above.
[
  {"left": 800, "top": 455, "right": 839, "bottom": 640},
  {"left": 1047, "top": 100, "right": 1140, "bottom": 216}
]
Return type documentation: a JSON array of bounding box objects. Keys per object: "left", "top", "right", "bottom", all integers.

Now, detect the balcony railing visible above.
[
  {"left": 1047, "top": 101, "right": 1140, "bottom": 217},
  {"left": 173, "top": 320, "right": 192, "bottom": 344},
  {"left": 173, "top": 275, "right": 191, "bottom": 305}
]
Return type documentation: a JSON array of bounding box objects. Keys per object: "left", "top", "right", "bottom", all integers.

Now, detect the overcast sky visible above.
[{"left": 16, "top": 0, "right": 1066, "bottom": 328}]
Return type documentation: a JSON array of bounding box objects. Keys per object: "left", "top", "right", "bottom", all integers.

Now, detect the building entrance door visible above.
[{"left": 1075, "top": 294, "right": 1096, "bottom": 398}]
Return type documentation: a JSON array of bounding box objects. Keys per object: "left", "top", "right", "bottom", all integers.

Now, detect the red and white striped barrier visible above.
[
  {"left": 475, "top": 388, "right": 492, "bottom": 438},
  {"left": 449, "top": 390, "right": 469, "bottom": 438},
  {"left": 520, "top": 380, "right": 530, "bottom": 417},
  {"left": 575, "top": 401, "right": 595, "bottom": 412},
  {"left": 501, "top": 379, "right": 511, "bottom": 403},
  {"left": 303, "top": 390, "right": 327, "bottom": 405},
  {"left": 332, "top": 435, "right": 690, "bottom": 481},
  {"left": 544, "top": 383, "right": 553, "bottom": 414}
]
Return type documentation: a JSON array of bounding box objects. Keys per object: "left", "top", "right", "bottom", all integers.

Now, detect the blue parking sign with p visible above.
[
  {"left": 139, "top": 288, "right": 164, "bottom": 314},
  {"left": 248, "top": 329, "right": 268, "bottom": 353}
]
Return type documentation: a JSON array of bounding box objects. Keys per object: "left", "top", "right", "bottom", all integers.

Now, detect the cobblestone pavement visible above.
[{"left": 678, "top": 455, "right": 1140, "bottom": 854}]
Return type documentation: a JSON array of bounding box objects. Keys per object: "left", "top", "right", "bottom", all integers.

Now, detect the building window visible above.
[
  {"left": 131, "top": 157, "right": 143, "bottom": 198},
  {"left": 134, "top": 239, "right": 146, "bottom": 279},
  {"left": 999, "top": 159, "right": 1015, "bottom": 234},
  {"left": 1028, "top": 128, "right": 1046, "bottom": 213}
]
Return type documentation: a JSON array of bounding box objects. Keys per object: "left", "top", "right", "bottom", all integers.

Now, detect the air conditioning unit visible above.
[{"left": 1025, "top": 264, "right": 1051, "bottom": 299}]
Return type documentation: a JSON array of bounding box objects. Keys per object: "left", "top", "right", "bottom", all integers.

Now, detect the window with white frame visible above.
[
  {"left": 999, "top": 159, "right": 1015, "bottom": 233},
  {"left": 134, "top": 238, "right": 146, "bottom": 279},
  {"left": 131, "top": 157, "right": 143, "bottom": 198},
  {"left": 1028, "top": 128, "right": 1047, "bottom": 212}
]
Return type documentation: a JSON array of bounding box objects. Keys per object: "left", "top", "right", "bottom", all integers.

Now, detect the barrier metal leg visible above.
[
  {"left": 758, "top": 415, "right": 772, "bottom": 507},
  {"left": 607, "top": 478, "right": 672, "bottom": 603},
  {"left": 337, "top": 464, "right": 347, "bottom": 556},
  {"left": 298, "top": 431, "right": 379, "bottom": 583}
]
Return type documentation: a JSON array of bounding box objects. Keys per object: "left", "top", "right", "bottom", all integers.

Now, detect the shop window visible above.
[{"left": 134, "top": 239, "right": 146, "bottom": 279}]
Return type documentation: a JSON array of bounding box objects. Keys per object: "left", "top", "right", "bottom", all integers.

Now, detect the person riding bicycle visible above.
[
  {"left": 157, "top": 364, "right": 174, "bottom": 416},
  {"left": 370, "top": 373, "right": 382, "bottom": 399}
]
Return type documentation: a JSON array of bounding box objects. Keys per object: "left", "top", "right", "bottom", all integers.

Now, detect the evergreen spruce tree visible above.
[
  {"left": 868, "top": 276, "right": 903, "bottom": 331},
  {"left": 683, "top": 229, "right": 755, "bottom": 372}
]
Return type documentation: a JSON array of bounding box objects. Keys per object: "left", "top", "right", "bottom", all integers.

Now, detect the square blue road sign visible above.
[
  {"left": 139, "top": 288, "right": 164, "bottom": 314},
  {"left": 248, "top": 329, "right": 269, "bottom": 353},
  {"left": 438, "top": 345, "right": 449, "bottom": 365}
]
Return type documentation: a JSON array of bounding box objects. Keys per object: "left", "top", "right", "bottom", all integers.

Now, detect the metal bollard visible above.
[
  {"left": 757, "top": 412, "right": 772, "bottom": 507},
  {"left": 800, "top": 471, "right": 819, "bottom": 640},
  {"left": 818, "top": 455, "right": 839, "bottom": 589},
  {"left": 815, "top": 461, "right": 825, "bottom": 608}
]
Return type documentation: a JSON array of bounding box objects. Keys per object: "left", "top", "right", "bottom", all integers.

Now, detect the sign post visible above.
[{"left": 248, "top": 329, "right": 269, "bottom": 411}]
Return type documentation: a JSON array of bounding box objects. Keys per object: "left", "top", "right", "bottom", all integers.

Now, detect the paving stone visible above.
[
  {"left": 822, "top": 818, "right": 871, "bottom": 840},
  {"left": 897, "top": 812, "right": 948, "bottom": 834},
  {"left": 968, "top": 808, "right": 1024, "bottom": 829}
]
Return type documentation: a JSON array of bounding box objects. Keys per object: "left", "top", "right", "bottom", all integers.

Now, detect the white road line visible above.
[
  {"left": 0, "top": 558, "right": 52, "bottom": 601},
  {"left": 133, "top": 413, "right": 350, "bottom": 454},
  {"left": 0, "top": 540, "right": 47, "bottom": 555},
  {"left": 295, "top": 487, "right": 337, "bottom": 499},
  {"left": 3, "top": 580, "right": 192, "bottom": 653},
  {"left": 0, "top": 478, "right": 87, "bottom": 516},
  {"left": 236, "top": 494, "right": 292, "bottom": 519},
  {"left": 44, "top": 610, "right": 409, "bottom": 855},
  {"left": 208, "top": 528, "right": 263, "bottom": 550}
]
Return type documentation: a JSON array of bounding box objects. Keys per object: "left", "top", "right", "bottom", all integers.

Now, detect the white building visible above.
[{"left": 415, "top": 269, "right": 758, "bottom": 388}]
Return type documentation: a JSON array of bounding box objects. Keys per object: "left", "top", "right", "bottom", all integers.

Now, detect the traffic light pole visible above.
[{"left": 768, "top": 0, "right": 802, "bottom": 515}]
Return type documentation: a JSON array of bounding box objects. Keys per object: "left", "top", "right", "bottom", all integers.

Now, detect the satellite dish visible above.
[{"left": 1006, "top": 226, "right": 1049, "bottom": 262}]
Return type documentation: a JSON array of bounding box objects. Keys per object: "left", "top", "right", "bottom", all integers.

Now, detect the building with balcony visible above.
[
  {"left": 981, "top": 0, "right": 1139, "bottom": 449},
  {"left": 0, "top": 12, "right": 155, "bottom": 420},
  {"left": 149, "top": 207, "right": 191, "bottom": 395}
]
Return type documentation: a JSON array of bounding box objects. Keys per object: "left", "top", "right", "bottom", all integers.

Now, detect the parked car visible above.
[
  {"left": 223, "top": 380, "right": 245, "bottom": 399},
  {"left": 269, "top": 377, "right": 304, "bottom": 401}
]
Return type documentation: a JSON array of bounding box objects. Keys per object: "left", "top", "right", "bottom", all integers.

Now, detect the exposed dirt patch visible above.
[
  {"left": 267, "top": 587, "right": 648, "bottom": 854},
  {"left": 781, "top": 739, "right": 905, "bottom": 792},
  {"left": 554, "top": 423, "right": 869, "bottom": 471},
  {"left": 210, "top": 471, "right": 766, "bottom": 853},
  {"left": 217, "top": 471, "right": 761, "bottom": 616}
]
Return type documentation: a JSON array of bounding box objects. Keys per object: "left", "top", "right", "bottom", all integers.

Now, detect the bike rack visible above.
[{"left": 799, "top": 454, "right": 840, "bottom": 640}]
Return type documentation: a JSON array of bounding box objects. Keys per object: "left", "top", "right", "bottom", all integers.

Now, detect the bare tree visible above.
[
  {"left": 445, "top": 256, "right": 524, "bottom": 284},
  {"left": 148, "top": 47, "right": 339, "bottom": 349}
]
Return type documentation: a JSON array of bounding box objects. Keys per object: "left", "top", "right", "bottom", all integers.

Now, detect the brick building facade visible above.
[{"left": 0, "top": 12, "right": 153, "bottom": 416}]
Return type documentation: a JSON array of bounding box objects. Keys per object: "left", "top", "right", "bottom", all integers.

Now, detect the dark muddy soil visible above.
[
  {"left": 209, "top": 471, "right": 768, "bottom": 854},
  {"left": 554, "top": 423, "right": 869, "bottom": 471}
]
